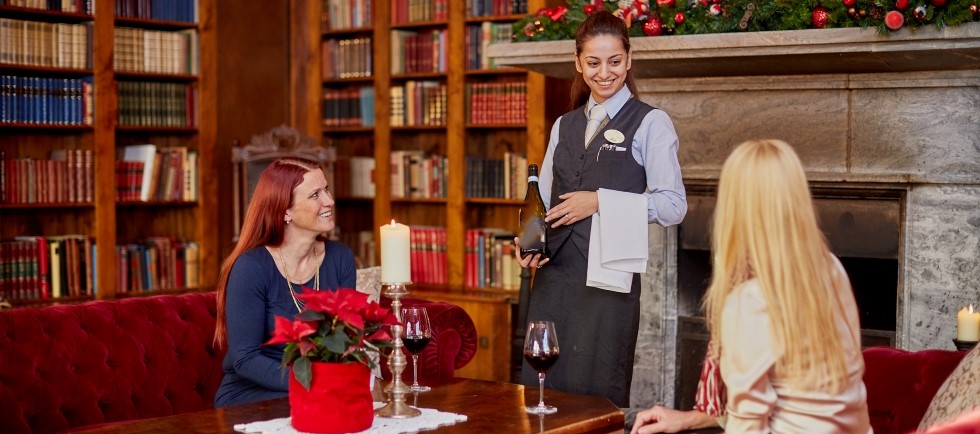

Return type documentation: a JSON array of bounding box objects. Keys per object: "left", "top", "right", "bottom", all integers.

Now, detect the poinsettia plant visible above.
[{"left": 265, "top": 288, "right": 399, "bottom": 390}]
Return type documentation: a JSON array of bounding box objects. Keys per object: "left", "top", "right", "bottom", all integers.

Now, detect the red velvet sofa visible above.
[
  {"left": 863, "top": 346, "right": 969, "bottom": 434},
  {"left": 0, "top": 292, "right": 477, "bottom": 434}
]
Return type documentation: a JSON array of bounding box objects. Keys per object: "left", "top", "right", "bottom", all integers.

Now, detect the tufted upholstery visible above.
[
  {"left": 379, "top": 296, "right": 479, "bottom": 383},
  {"left": 863, "top": 346, "right": 968, "bottom": 434},
  {"left": 0, "top": 292, "right": 225, "bottom": 434},
  {"left": 0, "top": 290, "right": 477, "bottom": 433}
]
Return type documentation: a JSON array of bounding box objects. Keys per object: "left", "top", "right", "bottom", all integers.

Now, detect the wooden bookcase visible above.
[
  {"left": 290, "top": 0, "right": 549, "bottom": 381},
  {"left": 0, "top": 0, "right": 218, "bottom": 306}
]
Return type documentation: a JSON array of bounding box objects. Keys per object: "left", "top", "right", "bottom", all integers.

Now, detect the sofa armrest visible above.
[
  {"left": 863, "top": 347, "right": 966, "bottom": 434},
  {"left": 380, "top": 297, "right": 477, "bottom": 383}
]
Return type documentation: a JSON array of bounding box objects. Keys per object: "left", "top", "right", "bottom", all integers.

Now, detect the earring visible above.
[{"left": 285, "top": 219, "right": 291, "bottom": 225}]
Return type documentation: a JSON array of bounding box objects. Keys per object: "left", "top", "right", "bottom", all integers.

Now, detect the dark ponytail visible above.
[{"left": 569, "top": 11, "right": 639, "bottom": 111}]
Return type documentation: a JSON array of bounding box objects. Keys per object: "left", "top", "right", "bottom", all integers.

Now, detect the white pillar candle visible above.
[
  {"left": 956, "top": 304, "right": 980, "bottom": 342},
  {"left": 380, "top": 219, "right": 411, "bottom": 283}
]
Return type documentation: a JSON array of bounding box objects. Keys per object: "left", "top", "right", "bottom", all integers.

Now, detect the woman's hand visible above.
[
  {"left": 546, "top": 191, "right": 598, "bottom": 228},
  {"left": 631, "top": 406, "right": 718, "bottom": 434},
  {"left": 513, "top": 237, "right": 549, "bottom": 269}
]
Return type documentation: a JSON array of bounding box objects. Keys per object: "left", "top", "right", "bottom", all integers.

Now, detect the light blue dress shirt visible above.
[{"left": 538, "top": 86, "right": 687, "bottom": 226}]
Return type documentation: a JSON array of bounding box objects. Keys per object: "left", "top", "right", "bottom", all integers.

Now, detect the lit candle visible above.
[
  {"left": 956, "top": 304, "right": 980, "bottom": 342},
  {"left": 380, "top": 219, "right": 411, "bottom": 283}
]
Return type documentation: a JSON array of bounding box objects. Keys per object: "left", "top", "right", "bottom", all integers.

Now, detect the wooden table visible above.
[{"left": 68, "top": 378, "right": 624, "bottom": 434}]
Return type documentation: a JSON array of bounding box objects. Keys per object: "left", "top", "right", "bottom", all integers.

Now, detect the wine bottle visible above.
[{"left": 519, "top": 164, "right": 548, "bottom": 259}]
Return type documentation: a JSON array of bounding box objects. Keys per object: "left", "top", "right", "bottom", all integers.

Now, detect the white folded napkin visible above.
[{"left": 586, "top": 188, "right": 648, "bottom": 293}]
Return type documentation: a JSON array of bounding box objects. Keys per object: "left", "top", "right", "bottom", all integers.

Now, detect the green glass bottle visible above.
[{"left": 518, "top": 164, "right": 548, "bottom": 259}]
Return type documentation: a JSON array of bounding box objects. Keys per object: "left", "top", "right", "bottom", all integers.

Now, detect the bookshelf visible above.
[
  {"left": 292, "top": 0, "right": 549, "bottom": 381},
  {"left": 0, "top": 0, "right": 217, "bottom": 306}
]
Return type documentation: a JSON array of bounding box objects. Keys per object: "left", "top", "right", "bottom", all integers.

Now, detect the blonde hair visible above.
[{"left": 703, "top": 139, "right": 852, "bottom": 393}]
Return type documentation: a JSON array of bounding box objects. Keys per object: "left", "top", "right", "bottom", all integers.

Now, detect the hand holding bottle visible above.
[{"left": 514, "top": 237, "right": 550, "bottom": 269}]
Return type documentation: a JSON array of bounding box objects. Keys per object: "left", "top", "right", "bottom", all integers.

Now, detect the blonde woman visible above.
[{"left": 702, "top": 140, "right": 871, "bottom": 433}]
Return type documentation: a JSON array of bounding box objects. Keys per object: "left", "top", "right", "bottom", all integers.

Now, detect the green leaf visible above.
[
  {"left": 293, "top": 356, "right": 312, "bottom": 390},
  {"left": 323, "top": 330, "right": 350, "bottom": 354}
]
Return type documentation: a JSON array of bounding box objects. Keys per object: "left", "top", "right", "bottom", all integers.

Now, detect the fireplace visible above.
[
  {"left": 673, "top": 184, "right": 902, "bottom": 409},
  {"left": 489, "top": 25, "right": 980, "bottom": 412}
]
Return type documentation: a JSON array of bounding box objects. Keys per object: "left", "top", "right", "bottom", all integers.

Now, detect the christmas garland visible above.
[{"left": 513, "top": 0, "right": 980, "bottom": 41}]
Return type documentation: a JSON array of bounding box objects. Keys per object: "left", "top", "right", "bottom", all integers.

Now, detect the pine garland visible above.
[{"left": 512, "top": 0, "right": 980, "bottom": 42}]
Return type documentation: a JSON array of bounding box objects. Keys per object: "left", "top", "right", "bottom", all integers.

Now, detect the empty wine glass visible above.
[
  {"left": 524, "top": 320, "right": 559, "bottom": 415},
  {"left": 401, "top": 306, "right": 431, "bottom": 393}
]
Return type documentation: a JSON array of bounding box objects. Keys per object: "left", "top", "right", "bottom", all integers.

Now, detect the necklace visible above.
[{"left": 277, "top": 244, "right": 320, "bottom": 313}]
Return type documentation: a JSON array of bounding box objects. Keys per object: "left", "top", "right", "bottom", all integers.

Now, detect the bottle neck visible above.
[{"left": 528, "top": 175, "right": 539, "bottom": 183}]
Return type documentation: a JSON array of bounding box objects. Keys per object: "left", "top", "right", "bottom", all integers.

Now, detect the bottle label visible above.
[{"left": 528, "top": 176, "right": 539, "bottom": 182}]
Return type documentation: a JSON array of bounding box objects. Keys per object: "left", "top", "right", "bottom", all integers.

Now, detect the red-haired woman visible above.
[{"left": 213, "top": 158, "right": 357, "bottom": 407}]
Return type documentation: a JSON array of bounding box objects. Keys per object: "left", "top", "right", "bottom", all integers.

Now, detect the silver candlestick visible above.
[{"left": 375, "top": 282, "right": 421, "bottom": 418}]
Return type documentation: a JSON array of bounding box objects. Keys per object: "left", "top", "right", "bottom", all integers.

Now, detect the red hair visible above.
[{"left": 214, "top": 158, "right": 320, "bottom": 347}]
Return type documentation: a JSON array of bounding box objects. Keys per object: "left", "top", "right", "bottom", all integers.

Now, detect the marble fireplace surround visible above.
[{"left": 489, "top": 25, "right": 980, "bottom": 409}]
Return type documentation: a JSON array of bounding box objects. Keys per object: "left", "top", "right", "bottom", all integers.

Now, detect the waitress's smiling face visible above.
[{"left": 575, "top": 34, "right": 631, "bottom": 104}]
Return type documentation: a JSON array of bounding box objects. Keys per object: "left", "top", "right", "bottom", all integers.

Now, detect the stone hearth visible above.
[{"left": 490, "top": 24, "right": 980, "bottom": 411}]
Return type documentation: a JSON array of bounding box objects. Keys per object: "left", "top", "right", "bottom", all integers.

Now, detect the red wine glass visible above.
[
  {"left": 401, "top": 306, "right": 431, "bottom": 393},
  {"left": 524, "top": 320, "right": 559, "bottom": 414}
]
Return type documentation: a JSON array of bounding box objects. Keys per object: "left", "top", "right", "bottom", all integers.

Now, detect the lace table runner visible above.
[{"left": 234, "top": 402, "right": 467, "bottom": 434}]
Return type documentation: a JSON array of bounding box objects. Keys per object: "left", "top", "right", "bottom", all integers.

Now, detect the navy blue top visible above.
[{"left": 214, "top": 240, "right": 357, "bottom": 407}]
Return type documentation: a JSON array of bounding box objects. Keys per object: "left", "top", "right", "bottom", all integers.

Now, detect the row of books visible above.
[
  {"left": 321, "top": 0, "right": 372, "bottom": 32},
  {"left": 321, "top": 37, "right": 372, "bottom": 80},
  {"left": 466, "top": 81, "right": 527, "bottom": 125},
  {"left": 390, "top": 0, "right": 447, "bottom": 24},
  {"left": 119, "top": 144, "right": 197, "bottom": 202},
  {"left": 409, "top": 226, "right": 447, "bottom": 286},
  {"left": 0, "top": 75, "right": 94, "bottom": 125},
  {"left": 465, "top": 0, "right": 527, "bottom": 17},
  {"left": 117, "top": 80, "right": 196, "bottom": 127},
  {"left": 465, "top": 22, "right": 512, "bottom": 70},
  {"left": 332, "top": 155, "right": 375, "bottom": 198},
  {"left": 390, "top": 150, "right": 447, "bottom": 199},
  {"left": 116, "top": 239, "right": 199, "bottom": 294},
  {"left": 389, "top": 80, "right": 447, "bottom": 127},
  {"left": 0, "top": 18, "right": 91, "bottom": 69},
  {"left": 114, "top": 27, "right": 198, "bottom": 75},
  {"left": 464, "top": 152, "right": 528, "bottom": 199},
  {"left": 115, "top": 0, "right": 197, "bottom": 23},
  {"left": 465, "top": 228, "right": 521, "bottom": 290},
  {"left": 1, "top": 0, "right": 93, "bottom": 14},
  {"left": 0, "top": 149, "right": 94, "bottom": 204},
  {"left": 0, "top": 235, "right": 95, "bottom": 302},
  {"left": 335, "top": 229, "right": 376, "bottom": 268},
  {"left": 390, "top": 29, "right": 446, "bottom": 74},
  {"left": 323, "top": 86, "right": 374, "bottom": 127}
]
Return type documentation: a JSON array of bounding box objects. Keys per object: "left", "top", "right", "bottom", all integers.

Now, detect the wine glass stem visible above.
[
  {"left": 412, "top": 354, "right": 420, "bottom": 387},
  {"left": 537, "top": 372, "right": 546, "bottom": 408}
]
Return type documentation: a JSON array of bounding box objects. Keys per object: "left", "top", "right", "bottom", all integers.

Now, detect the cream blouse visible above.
[{"left": 719, "top": 257, "right": 872, "bottom": 434}]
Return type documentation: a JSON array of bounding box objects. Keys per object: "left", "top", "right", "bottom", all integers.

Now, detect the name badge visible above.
[{"left": 604, "top": 129, "right": 625, "bottom": 144}]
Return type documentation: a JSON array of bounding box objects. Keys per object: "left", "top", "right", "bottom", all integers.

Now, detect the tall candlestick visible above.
[
  {"left": 381, "top": 220, "right": 411, "bottom": 283},
  {"left": 957, "top": 304, "right": 980, "bottom": 342}
]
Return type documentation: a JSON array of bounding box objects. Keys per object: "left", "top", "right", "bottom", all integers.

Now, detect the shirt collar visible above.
[{"left": 586, "top": 85, "right": 633, "bottom": 120}]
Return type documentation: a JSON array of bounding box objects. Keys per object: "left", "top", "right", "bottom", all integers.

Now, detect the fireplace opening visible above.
[{"left": 673, "top": 185, "right": 903, "bottom": 409}]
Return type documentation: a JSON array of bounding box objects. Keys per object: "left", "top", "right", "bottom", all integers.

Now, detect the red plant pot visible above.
[{"left": 289, "top": 362, "right": 374, "bottom": 433}]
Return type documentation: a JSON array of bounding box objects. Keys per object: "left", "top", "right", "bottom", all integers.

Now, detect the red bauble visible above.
[
  {"left": 896, "top": 0, "right": 909, "bottom": 10},
  {"left": 842, "top": 0, "right": 855, "bottom": 5},
  {"left": 674, "top": 11, "right": 686, "bottom": 23},
  {"left": 811, "top": 7, "right": 830, "bottom": 28},
  {"left": 584, "top": 4, "right": 596, "bottom": 14},
  {"left": 709, "top": 4, "right": 722, "bottom": 15},
  {"left": 931, "top": 0, "right": 947, "bottom": 6},
  {"left": 657, "top": 0, "right": 677, "bottom": 7},
  {"left": 700, "top": 0, "right": 709, "bottom": 5},
  {"left": 885, "top": 10, "right": 905, "bottom": 30},
  {"left": 643, "top": 17, "right": 664, "bottom": 36}
]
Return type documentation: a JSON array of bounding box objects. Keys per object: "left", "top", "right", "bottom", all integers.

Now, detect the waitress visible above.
[{"left": 516, "top": 11, "right": 687, "bottom": 407}]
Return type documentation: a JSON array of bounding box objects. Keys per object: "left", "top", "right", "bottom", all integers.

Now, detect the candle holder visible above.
[
  {"left": 376, "top": 281, "right": 421, "bottom": 419},
  {"left": 953, "top": 338, "right": 978, "bottom": 352}
]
